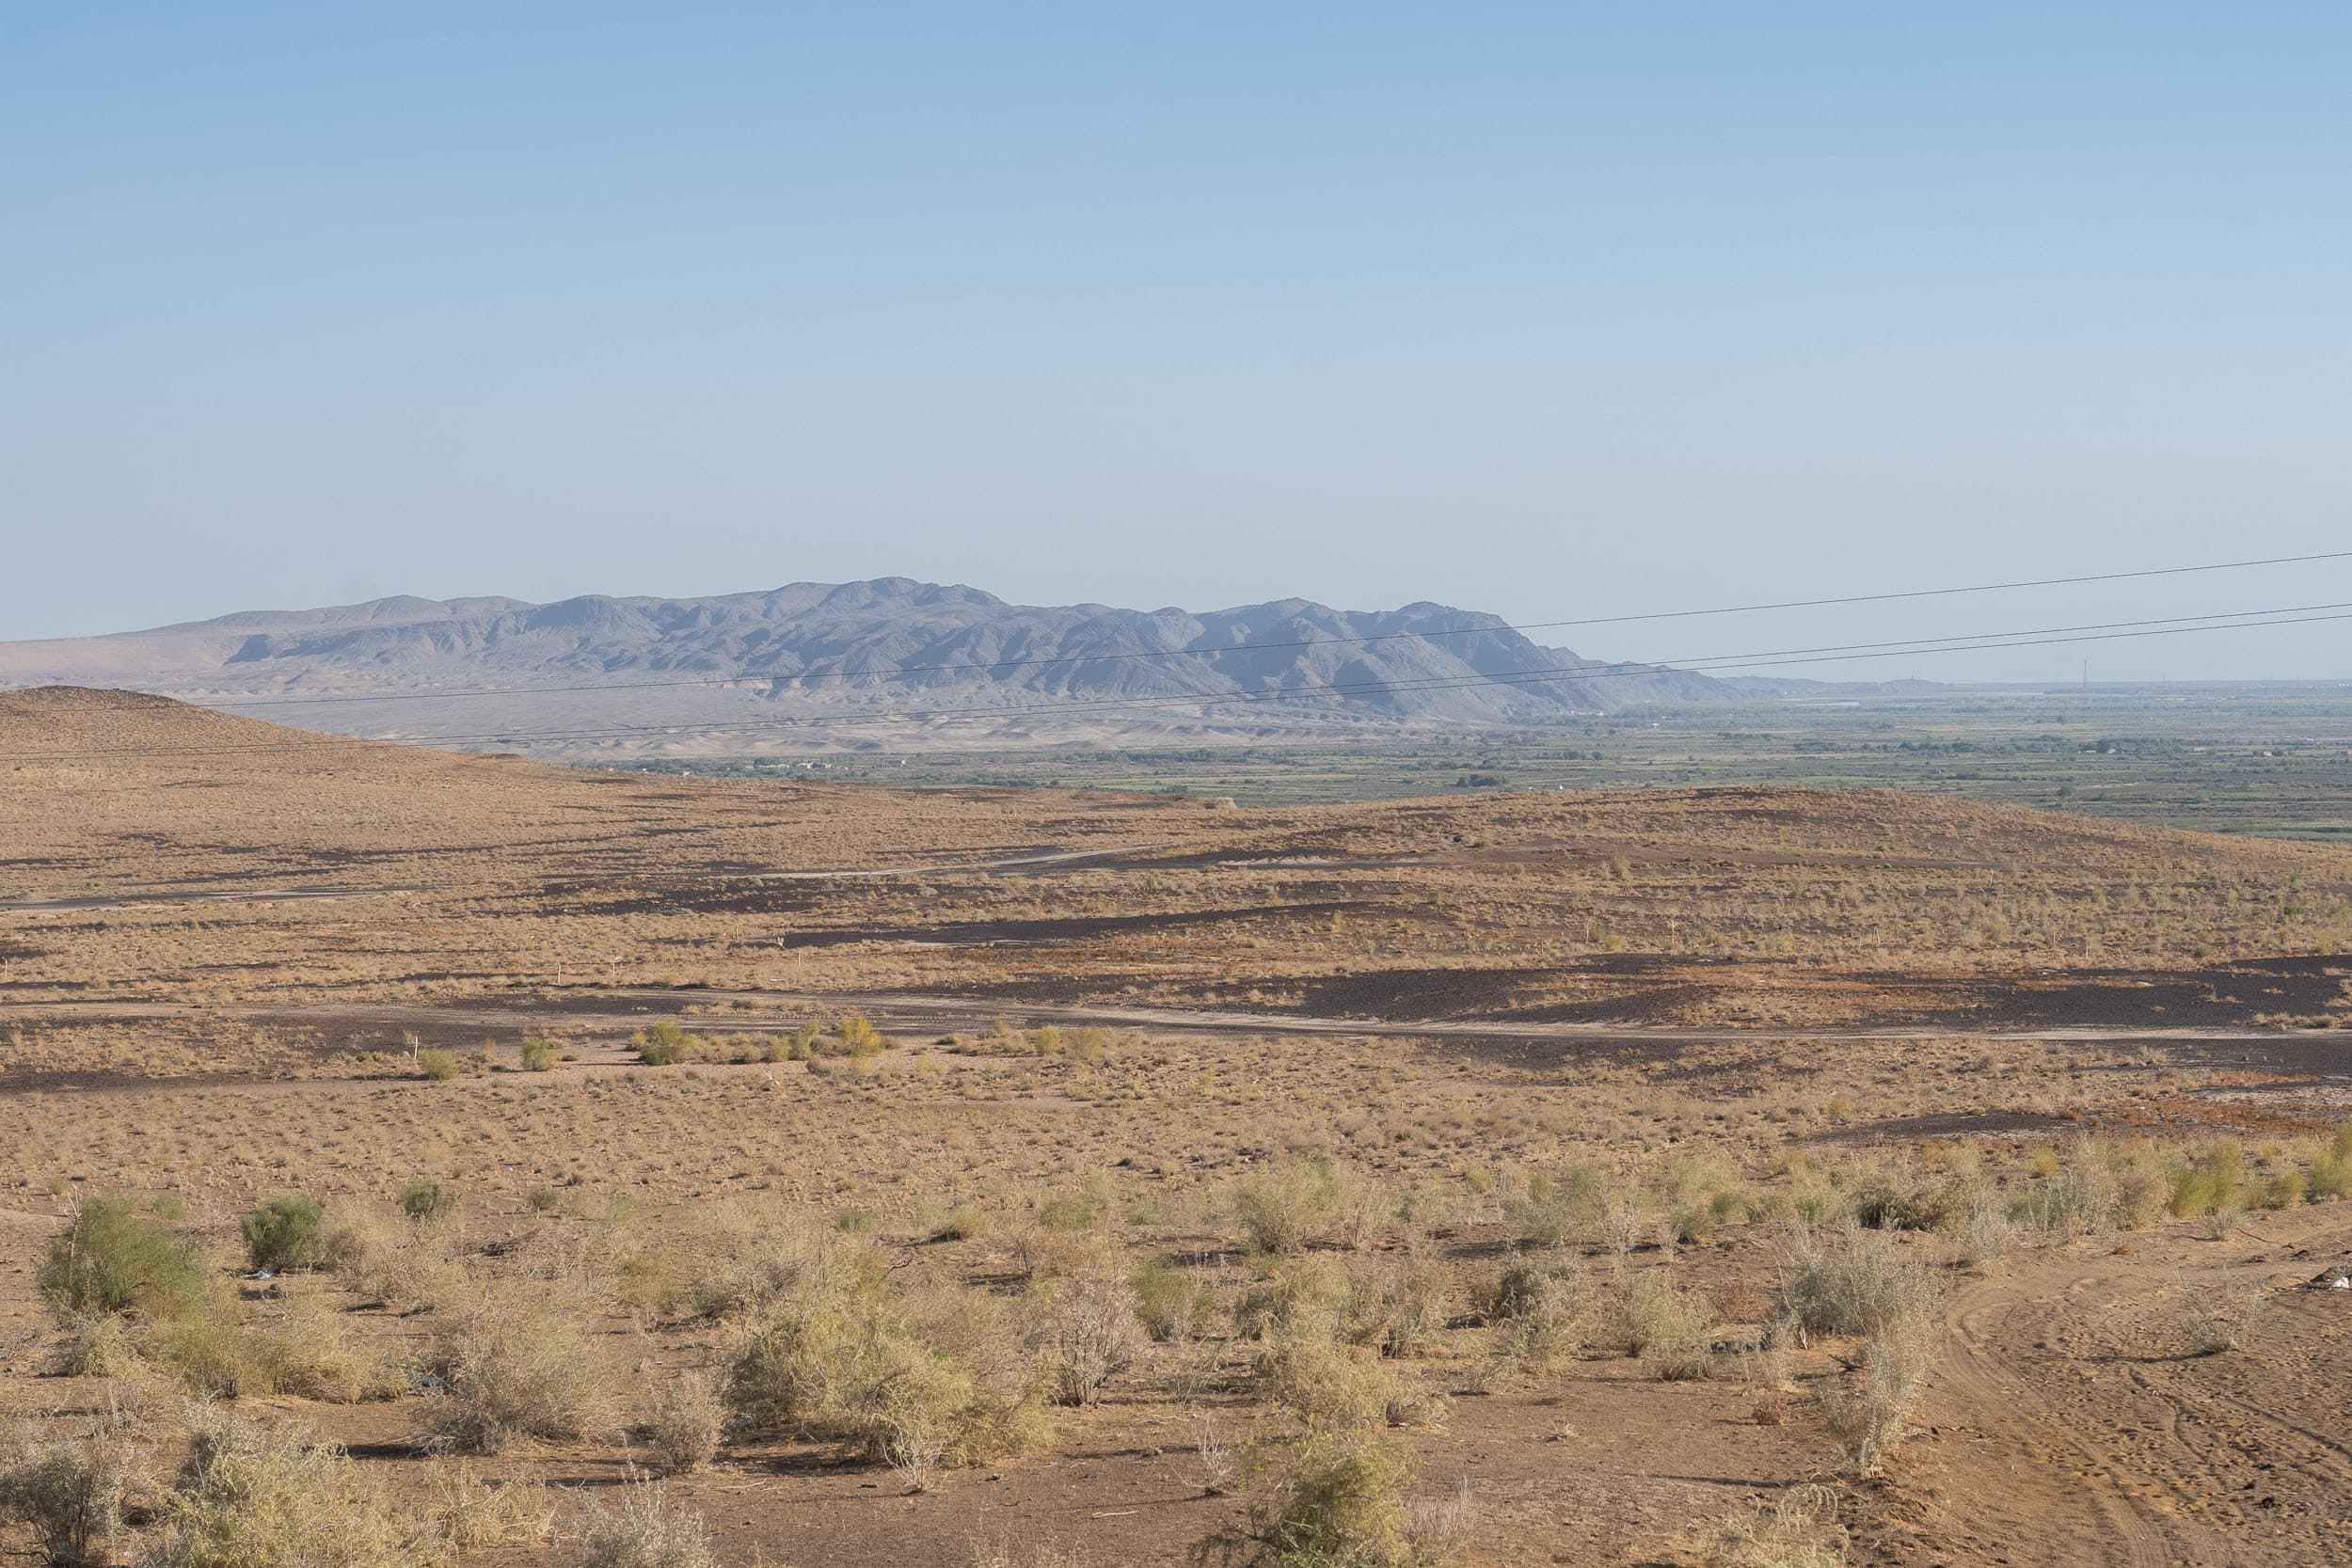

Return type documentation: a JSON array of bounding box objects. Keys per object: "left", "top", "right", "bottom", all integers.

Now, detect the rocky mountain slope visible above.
[{"left": 0, "top": 578, "right": 1726, "bottom": 751}]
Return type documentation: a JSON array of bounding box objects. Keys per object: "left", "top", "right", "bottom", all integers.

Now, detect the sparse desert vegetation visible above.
[{"left": 4, "top": 689, "right": 2351, "bottom": 1566}]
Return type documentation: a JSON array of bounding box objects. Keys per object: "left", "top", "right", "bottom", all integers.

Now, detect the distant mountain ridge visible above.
[{"left": 0, "top": 578, "right": 1728, "bottom": 748}]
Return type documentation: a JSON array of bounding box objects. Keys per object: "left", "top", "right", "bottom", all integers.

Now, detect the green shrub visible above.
[
  {"left": 400, "top": 1180, "right": 458, "bottom": 1226},
  {"left": 633, "top": 1022, "right": 701, "bottom": 1066},
  {"left": 414, "top": 1047, "right": 461, "bottom": 1081},
  {"left": 518, "top": 1036, "right": 558, "bottom": 1071},
  {"left": 40, "top": 1196, "right": 205, "bottom": 1322},
  {"left": 241, "top": 1195, "right": 325, "bottom": 1273},
  {"left": 2167, "top": 1143, "right": 2248, "bottom": 1218}
]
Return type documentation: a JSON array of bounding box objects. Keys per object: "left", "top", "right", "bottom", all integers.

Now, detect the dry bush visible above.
[
  {"left": 1931, "top": 1180, "right": 2015, "bottom": 1264},
  {"left": 1481, "top": 1254, "right": 1585, "bottom": 1383},
  {"left": 1132, "top": 1258, "right": 1197, "bottom": 1342},
  {"left": 141, "top": 1281, "right": 262, "bottom": 1398},
  {"left": 1343, "top": 1256, "right": 1449, "bottom": 1360},
  {"left": 1030, "top": 1272, "right": 1145, "bottom": 1406},
  {"left": 1818, "top": 1315, "right": 1935, "bottom": 1477},
  {"left": 1773, "top": 1225, "right": 1940, "bottom": 1343},
  {"left": 426, "top": 1460, "right": 553, "bottom": 1547},
  {"left": 419, "top": 1291, "right": 615, "bottom": 1454},
  {"left": 0, "top": 1408, "right": 133, "bottom": 1568},
  {"left": 1234, "top": 1154, "right": 1379, "bottom": 1254},
  {"left": 1619, "top": 1271, "right": 1713, "bottom": 1382},
  {"left": 667, "top": 1200, "right": 836, "bottom": 1322},
  {"left": 56, "top": 1314, "right": 145, "bottom": 1380},
  {"left": 575, "top": 1476, "right": 718, "bottom": 1568},
  {"left": 1705, "top": 1482, "right": 1848, "bottom": 1568},
  {"left": 1503, "top": 1168, "right": 1606, "bottom": 1247},
  {"left": 1254, "top": 1323, "right": 1442, "bottom": 1433},
  {"left": 646, "top": 1369, "right": 724, "bottom": 1475},
  {"left": 2175, "top": 1271, "right": 2263, "bottom": 1354},
  {"left": 1195, "top": 1429, "right": 1459, "bottom": 1568},
  {"left": 725, "top": 1268, "right": 1046, "bottom": 1485},
  {"left": 246, "top": 1287, "right": 385, "bottom": 1402},
  {"left": 2007, "top": 1165, "right": 2117, "bottom": 1240},
  {"left": 416, "top": 1048, "right": 461, "bottom": 1081},
  {"left": 147, "top": 1404, "right": 416, "bottom": 1568}
]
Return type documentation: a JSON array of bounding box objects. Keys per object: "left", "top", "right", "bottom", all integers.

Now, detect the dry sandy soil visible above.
[{"left": 3, "top": 686, "right": 2351, "bottom": 1568}]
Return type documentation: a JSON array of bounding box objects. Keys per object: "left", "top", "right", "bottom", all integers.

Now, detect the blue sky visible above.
[{"left": 4, "top": 4, "right": 2347, "bottom": 678}]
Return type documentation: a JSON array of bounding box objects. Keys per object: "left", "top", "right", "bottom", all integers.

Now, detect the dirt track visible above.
[{"left": 1885, "top": 1204, "right": 2352, "bottom": 1567}]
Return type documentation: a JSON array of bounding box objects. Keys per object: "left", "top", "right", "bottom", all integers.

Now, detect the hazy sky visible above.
[{"left": 5, "top": 4, "right": 2347, "bottom": 680}]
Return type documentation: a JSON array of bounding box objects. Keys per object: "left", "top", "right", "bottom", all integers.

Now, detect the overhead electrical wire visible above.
[
  {"left": 7, "top": 598, "right": 2347, "bottom": 762},
  {"left": 189, "top": 546, "right": 2352, "bottom": 713}
]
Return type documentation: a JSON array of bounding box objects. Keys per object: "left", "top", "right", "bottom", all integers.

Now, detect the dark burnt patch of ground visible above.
[
  {"left": 767, "top": 900, "right": 1375, "bottom": 949},
  {"left": 1888, "top": 955, "right": 2352, "bottom": 1031}
]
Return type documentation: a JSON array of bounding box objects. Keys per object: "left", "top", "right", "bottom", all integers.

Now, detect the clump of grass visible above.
[
  {"left": 1704, "top": 1482, "right": 1847, "bottom": 1568},
  {"left": 916, "top": 1196, "right": 988, "bottom": 1243},
  {"left": 147, "top": 1404, "right": 413, "bottom": 1568},
  {"left": 518, "top": 1035, "right": 559, "bottom": 1071},
  {"left": 1773, "top": 1224, "right": 1940, "bottom": 1342},
  {"left": 1234, "top": 1154, "right": 1379, "bottom": 1255},
  {"left": 400, "top": 1180, "right": 458, "bottom": 1226},
  {"left": 576, "top": 1476, "right": 718, "bottom": 1568},
  {"left": 1131, "top": 1258, "right": 1197, "bottom": 1342},
  {"left": 1618, "top": 1270, "right": 1713, "bottom": 1382},
  {"left": 646, "top": 1370, "right": 724, "bottom": 1475},
  {"left": 239, "top": 1195, "right": 325, "bottom": 1273},
  {"left": 419, "top": 1293, "right": 615, "bottom": 1454},
  {"left": 415, "top": 1047, "right": 462, "bottom": 1082},
  {"left": 2176, "top": 1270, "right": 2263, "bottom": 1354}
]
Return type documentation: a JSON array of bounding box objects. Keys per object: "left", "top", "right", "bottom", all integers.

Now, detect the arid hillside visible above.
[
  {"left": 4, "top": 687, "right": 2347, "bottom": 1034},
  {"left": 6, "top": 687, "right": 2352, "bottom": 1568}
]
